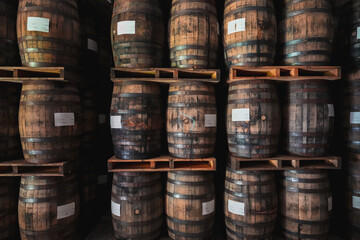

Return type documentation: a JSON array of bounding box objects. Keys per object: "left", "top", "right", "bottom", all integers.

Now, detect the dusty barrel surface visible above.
[
  {"left": 279, "top": 170, "right": 332, "bottom": 240},
  {"left": 223, "top": 0, "right": 277, "bottom": 67},
  {"left": 226, "top": 80, "right": 280, "bottom": 158},
  {"left": 17, "top": 0, "right": 81, "bottom": 67},
  {"left": 167, "top": 82, "right": 217, "bottom": 159},
  {"left": 110, "top": 81, "right": 163, "bottom": 160},
  {"left": 347, "top": 159, "right": 360, "bottom": 239},
  {"left": 18, "top": 175, "right": 80, "bottom": 240},
  {"left": 166, "top": 171, "right": 215, "bottom": 240},
  {"left": 0, "top": 178, "right": 19, "bottom": 240},
  {"left": 169, "top": 0, "right": 219, "bottom": 68},
  {"left": 111, "top": 172, "right": 163, "bottom": 240},
  {"left": 279, "top": 0, "right": 334, "bottom": 65},
  {"left": 284, "top": 81, "right": 334, "bottom": 157},
  {"left": 224, "top": 168, "right": 277, "bottom": 240},
  {"left": 0, "top": 1, "right": 19, "bottom": 65},
  {"left": 19, "top": 81, "right": 82, "bottom": 163},
  {"left": 111, "top": 0, "right": 164, "bottom": 68}
]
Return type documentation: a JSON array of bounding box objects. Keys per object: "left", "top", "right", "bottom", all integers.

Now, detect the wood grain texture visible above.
[
  {"left": 111, "top": 0, "right": 164, "bottom": 68},
  {"left": 279, "top": 170, "right": 332, "bottom": 240},
  {"left": 110, "top": 81, "right": 163, "bottom": 160},
  {"left": 166, "top": 171, "right": 215, "bottom": 240},
  {"left": 18, "top": 174, "right": 80, "bottom": 240},
  {"left": 284, "top": 81, "right": 333, "bottom": 157},
  {"left": 279, "top": 0, "right": 334, "bottom": 66},
  {"left": 169, "top": 0, "right": 219, "bottom": 68},
  {"left": 17, "top": 0, "right": 81, "bottom": 68},
  {"left": 167, "top": 82, "right": 217, "bottom": 159},
  {"left": 224, "top": 168, "right": 277, "bottom": 239},
  {"left": 223, "top": 0, "right": 277, "bottom": 67},
  {"left": 111, "top": 172, "right": 163, "bottom": 240},
  {"left": 19, "top": 81, "right": 82, "bottom": 163},
  {"left": 227, "top": 80, "right": 280, "bottom": 158}
]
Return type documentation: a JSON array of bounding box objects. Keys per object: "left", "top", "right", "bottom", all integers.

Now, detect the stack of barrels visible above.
[{"left": 224, "top": 0, "right": 334, "bottom": 239}]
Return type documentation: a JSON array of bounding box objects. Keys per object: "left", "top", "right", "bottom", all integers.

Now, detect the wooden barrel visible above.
[
  {"left": 167, "top": 82, "right": 217, "bottom": 158},
  {"left": 79, "top": 15, "right": 98, "bottom": 68},
  {"left": 351, "top": 1, "right": 360, "bottom": 67},
  {"left": 169, "top": 0, "right": 219, "bottom": 68},
  {"left": 18, "top": 175, "right": 80, "bottom": 240},
  {"left": 279, "top": 0, "right": 334, "bottom": 65},
  {"left": 17, "top": 0, "right": 81, "bottom": 67},
  {"left": 0, "top": 83, "right": 22, "bottom": 161},
  {"left": 166, "top": 171, "right": 215, "bottom": 240},
  {"left": 111, "top": 0, "right": 164, "bottom": 68},
  {"left": 80, "top": 88, "right": 97, "bottom": 153},
  {"left": 110, "top": 81, "right": 162, "bottom": 160},
  {"left": 223, "top": 0, "right": 277, "bottom": 67},
  {"left": 0, "top": 178, "right": 19, "bottom": 240},
  {"left": 0, "top": 1, "right": 19, "bottom": 65},
  {"left": 19, "top": 81, "right": 82, "bottom": 163},
  {"left": 111, "top": 172, "right": 163, "bottom": 240},
  {"left": 226, "top": 80, "right": 280, "bottom": 158},
  {"left": 347, "top": 159, "right": 360, "bottom": 239},
  {"left": 224, "top": 168, "right": 277, "bottom": 240},
  {"left": 279, "top": 170, "right": 332, "bottom": 240},
  {"left": 284, "top": 81, "right": 334, "bottom": 157}
]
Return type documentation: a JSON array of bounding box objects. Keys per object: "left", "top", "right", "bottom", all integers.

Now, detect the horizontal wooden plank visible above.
[{"left": 0, "top": 66, "right": 68, "bottom": 83}]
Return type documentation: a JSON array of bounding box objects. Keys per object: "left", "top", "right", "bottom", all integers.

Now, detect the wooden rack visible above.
[{"left": 0, "top": 67, "right": 68, "bottom": 83}]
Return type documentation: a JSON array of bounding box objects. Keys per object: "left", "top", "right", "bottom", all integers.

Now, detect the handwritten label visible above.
[
  {"left": 351, "top": 112, "right": 360, "bottom": 124},
  {"left": 117, "top": 21, "right": 135, "bottom": 35},
  {"left": 328, "top": 197, "right": 332, "bottom": 211},
  {"left": 99, "top": 114, "right": 106, "bottom": 124},
  {"left": 57, "top": 202, "right": 75, "bottom": 220},
  {"left": 232, "top": 108, "right": 250, "bottom": 121},
  {"left": 357, "top": 27, "right": 360, "bottom": 39},
  {"left": 54, "top": 113, "right": 75, "bottom": 127},
  {"left": 202, "top": 199, "right": 215, "bottom": 215},
  {"left": 328, "top": 104, "right": 334, "bottom": 117},
  {"left": 97, "top": 175, "right": 107, "bottom": 184},
  {"left": 111, "top": 200, "right": 121, "bottom": 216},
  {"left": 205, "top": 114, "right": 217, "bottom": 127},
  {"left": 228, "top": 18, "right": 245, "bottom": 35},
  {"left": 27, "top": 17, "right": 50, "bottom": 33},
  {"left": 353, "top": 196, "right": 360, "bottom": 209},
  {"left": 110, "top": 116, "right": 122, "bottom": 129},
  {"left": 228, "top": 199, "right": 245, "bottom": 216},
  {"left": 87, "top": 39, "right": 98, "bottom": 52}
]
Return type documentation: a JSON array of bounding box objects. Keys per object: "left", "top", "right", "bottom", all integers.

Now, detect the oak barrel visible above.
[
  {"left": 279, "top": 0, "right": 334, "bottom": 65},
  {"left": 223, "top": 0, "right": 277, "bottom": 67},
  {"left": 17, "top": 0, "right": 81, "bottom": 67},
  {"left": 347, "top": 158, "right": 360, "bottom": 239},
  {"left": 111, "top": 172, "right": 163, "bottom": 240},
  {"left": 110, "top": 81, "right": 162, "bottom": 160},
  {"left": 284, "top": 81, "right": 334, "bottom": 157},
  {"left": 0, "top": 83, "right": 22, "bottom": 161},
  {"left": 227, "top": 80, "right": 280, "bottom": 158},
  {"left": 18, "top": 175, "right": 80, "bottom": 240},
  {"left": 279, "top": 170, "right": 332, "bottom": 240},
  {"left": 166, "top": 171, "right": 215, "bottom": 240},
  {"left": 169, "top": 0, "right": 219, "bottom": 68},
  {"left": 351, "top": 1, "right": 360, "bottom": 67},
  {"left": 224, "top": 168, "right": 277, "bottom": 240},
  {"left": 19, "top": 81, "right": 82, "bottom": 163},
  {"left": 111, "top": 0, "right": 164, "bottom": 68},
  {"left": 0, "top": 178, "right": 19, "bottom": 240},
  {"left": 0, "top": 1, "right": 19, "bottom": 65},
  {"left": 80, "top": 88, "right": 97, "bottom": 153}
]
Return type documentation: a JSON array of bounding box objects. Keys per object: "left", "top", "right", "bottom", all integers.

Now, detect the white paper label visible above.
[
  {"left": 111, "top": 200, "right": 121, "bottom": 216},
  {"left": 27, "top": 17, "right": 50, "bottom": 33},
  {"left": 232, "top": 108, "right": 250, "bottom": 122},
  {"left": 353, "top": 196, "right": 360, "bottom": 209},
  {"left": 328, "top": 104, "right": 335, "bottom": 117},
  {"left": 99, "top": 114, "right": 106, "bottom": 124},
  {"left": 110, "top": 116, "right": 122, "bottom": 129},
  {"left": 351, "top": 112, "right": 360, "bottom": 124},
  {"left": 228, "top": 18, "right": 245, "bottom": 35},
  {"left": 97, "top": 174, "right": 107, "bottom": 184},
  {"left": 202, "top": 199, "right": 215, "bottom": 215},
  {"left": 57, "top": 202, "right": 75, "bottom": 220},
  {"left": 205, "top": 114, "right": 217, "bottom": 127},
  {"left": 54, "top": 113, "right": 75, "bottom": 127},
  {"left": 328, "top": 197, "right": 332, "bottom": 211},
  {"left": 87, "top": 39, "right": 98, "bottom": 52},
  {"left": 216, "top": 22, "right": 220, "bottom": 35},
  {"left": 117, "top": 21, "right": 136, "bottom": 35},
  {"left": 228, "top": 199, "right": 245, "bottom": 216},
  {"left": 107, "top": 0, "right": 112, "bottom": 3},
  {"left": 357, "top": 27, "right": 360, "bottom": 39}
]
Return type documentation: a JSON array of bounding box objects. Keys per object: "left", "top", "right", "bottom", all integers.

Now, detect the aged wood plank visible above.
[{"left": 0, "top": 67, "right": 68, "bottom": 83}]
